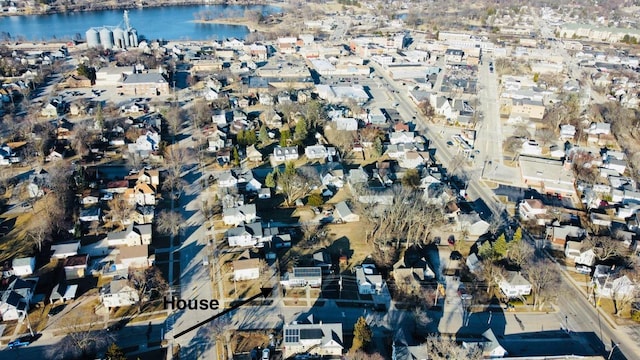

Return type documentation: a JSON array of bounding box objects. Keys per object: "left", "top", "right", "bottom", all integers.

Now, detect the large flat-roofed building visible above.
[
  {"left": 121, "top": 73, "right": 170, "bottom": 96},
  {"left": 519, "top": 155, "right": 576, "bottom": 197}
]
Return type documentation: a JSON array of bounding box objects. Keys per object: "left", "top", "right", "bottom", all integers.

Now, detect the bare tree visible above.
[
  {"left": 156, "top": 210, "right": 185, "bottom": 238},
  {"left": 25, "top": 215, "right": 51, "bottom": 252},
  {"left": 536, "top": 128, "right": 556, "bottom": 148},
  {"left": 586, "top": 236, "right": 626, "bottom": 261},
  {"left": 105, "top": 196, "right": 135, "bottom": 229},
  {"left": 276, "top": 163, "right": 319, "bottom": 207},
  {"left": 129, "top": 266, "right": 169, "bottom": 313},
  {"left": 507, "top": 239, "right": 534, "bottom": 269},
  {"left": 422, "top": 334, "right": 483, "bottom": 360},
  {"left": 163, "top": 146, "right": 190, "bottom": 197},
  {"left": 487, "top": 214, "right": 505, "bottom": 238},
  {"left": 524, "top": 257, "right": 562, "bottom": 310},
  {"left": 164, "top": 107, "right": 185, "bottom": 143},
  {"left": 480, "top": 260, "right": 505, "bottom": 295},
  {"left": 70, "top": 122, "right": 94, "bottom": 157},
  {"left": 512, "top": 123, "right": 531, "bottom": 138},
  {"left": 418, "top": 100, "right": 435, "bottom": 120},
  {"left": 48, "top": 316, "right": 112, "bottom": 359}
]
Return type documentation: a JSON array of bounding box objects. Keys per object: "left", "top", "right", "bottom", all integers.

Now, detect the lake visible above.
[{"left": 0, "top": 4, "right": 282, "bottom": 41}]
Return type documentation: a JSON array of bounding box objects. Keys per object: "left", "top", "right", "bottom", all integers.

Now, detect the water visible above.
[{"left": 0, "top": 4, "right": 282, "bottom": 41}]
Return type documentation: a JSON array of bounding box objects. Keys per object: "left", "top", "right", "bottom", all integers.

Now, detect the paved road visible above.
[{"left": 475, "top": 57, "right": 503, "bottom": 166}]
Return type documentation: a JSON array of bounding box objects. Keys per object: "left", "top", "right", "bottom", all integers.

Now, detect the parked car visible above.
[
  {"left": 262, "top": 348, "right": 270, "bottom": 360},
  {"left": 7, "top": 334, "right": 40, "bottom": 349}
]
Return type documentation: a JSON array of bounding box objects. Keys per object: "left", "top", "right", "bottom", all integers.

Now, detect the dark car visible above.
[{"left": 8, "top": 334, "right": 41, "bottom": 349}]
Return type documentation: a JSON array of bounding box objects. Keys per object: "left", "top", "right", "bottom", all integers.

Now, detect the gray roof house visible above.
[{"left": 334, "top": 201, "right": 359, "bottom": 223}]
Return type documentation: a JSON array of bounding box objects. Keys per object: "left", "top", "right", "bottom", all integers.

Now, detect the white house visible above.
[
  {"left": 233, "top": 258, "right": 261, "bottom": 281},
  {"left": 594, "top": 275, "right": 636, "bottom": 299},
  {"left": 11, "top": 257, "right": 36, "bottom": 277},
  {"left": 0, "top": 278, "right": 35, "bottom": 321},
  {"left": 218, "top": 171, "right": 239, "bottom": 188},
  {"left": 106, "top": 224, "right": 152, "bottom": 247},
  {"left": 115, "top": 245, "right": 150, "bottom": 270},
  {"left": 280, "top": 267, "right": 323, "bottom": 288},
  {"left": 223, "top": 204, "right": 258, "bottom": 226},
  {"left": 100, "top": 279, "right": 140, "bottom": 308},
  {"left": 356, "top": 264, "right": 384, "bottom": 295},
  {"left": 334, "top": 201, "right": 360, "bottom": 223},
  {"left": 518, "top": 198, "right": 547, "bottom": 224},
  {"left": 305, "top": 145, "right": 329, "bottom": 160},
  {"left": 389, "top": 132, "right": 415, "bottom": 145},
  {"left": 282, "top": 320, "right": 343, "bottom": 358},
  {"left": 499, "top": 271, "right": 532, "bottom": 298},
  {"left": 335, "top": 117, "right": 358, "bottom": 131},
  {"left": 273, "top": 146, "right": 299, "bottom": 162},
  {"left": 575, "top": 248, "right": 597, "bottom": 267},
  {"left": 226, "top": 222, "right": 263, "bottom": 247}
]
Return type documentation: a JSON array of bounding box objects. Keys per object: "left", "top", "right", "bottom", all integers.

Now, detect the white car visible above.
[{"left": 262, "top": 348, "right": 270, "bottom": 360}]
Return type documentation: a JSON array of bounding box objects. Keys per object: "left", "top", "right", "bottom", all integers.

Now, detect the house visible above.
[
  {"left": 131, "top": 182, "right": 156, "bottom": 206},
  {"left": 106, "top": 224, "right": 152, "bottom": 247},
  {"left": 233, "top": 257, "right": 261, "bottom": 281},
  {"left": 126, "top": 169, "right": 160, "bottom": 187},
  {"left": 246, "top": 145, "right": 263, "bottom": 162},
  {"left": 462, "top": 329, "right": 508, "bottom": 359},
  {"left": 586, "top": 122, "right": 611, "bottom": 135},
  {"left": 498, "top": 271, "right": 532, "bottom": 299},
  {"left": 335, "top": 117, "right": 358, "bottom": 131},
  {"left": 546, "top": 224, "right": 586, "bottom": 250},
  {"left": 334, "top": 201, "right": 359, "bottom": 223},
  {"left": 518, "top": 198, "right": 548, "bottom": 224},
  {"left": 305, "top": 145, "right": 329, "bottom": 160},
  {"left": 273, "top": 146, "right": 299, "bottom": 162},
  {"left": 11, "top": 257, "right": 36, "bottom": 277},
  {"left": 280, "top": 267, "right": 323, "bottom": 288},
  {"left": 456, "top": 214, "right": 490, "bottom": 237},
  {"left": 392, "top": 248, "right": 436, "bottom": 287},
  {"left": 519, "top": 155, "right": 577, "bottom": 197},
  {"left": 226, "top": 222, "right": 263, "bottom": 247},
  {"left": 594, "top": 275, "right": 636, "bottom": 299},
  {"left": 0, "top": 278, "right": 36, "bottom": 321},
  {"left": 100, "top": 279, "right": 139, "bottom": 308},
  {"left": 133, "top": 206, "right": 155, "bottom": 224},
  {"left": 223, "top": 204, "right": 257, "bottom": 226},
  {"left": 79, "top": 206, "right": 101, "bottom": 222},
  {"left": 63, "top": 254, "right": 89, "bottom": 280},
  {"left": 575, "top": 248, "right": 597, "bottom": 267},
  {"left": 51, "top": 241, "right": 81, "bottom": 259},
  {"left": 282, "top": 320, "right": 343, "bottom": 358},
  {"left": 389, "top": 131, "right": 415, "bottom": 145},
  {"left": 564, "top": 241, "right": 584, "bottom": 261},
  {"left": 218, "top": 171, "right": 239, "bottom": 188},
  {"left": 49, "top": 282, "right": 78, "bottom": 303},
  {"left": 115, "top": 245, "right": 150, "bottom": 269},
  {"left": 356, "top": 264, "right": 384, "bottom": 295},
  {"left": 560, "top": 124, "right": 576, "bottom": 140},
  {"left": 321, "top": 167, "right": 345, "bottom": 188}
]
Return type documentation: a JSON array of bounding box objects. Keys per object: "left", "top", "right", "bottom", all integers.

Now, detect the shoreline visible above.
[
  {"left": 190, "top": 17, "right": 268, "bottom": 33},
  {"left": 0, "top": 1, "right": 287, "bottom": 18}
]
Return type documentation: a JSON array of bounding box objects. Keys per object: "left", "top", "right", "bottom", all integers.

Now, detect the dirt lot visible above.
[{"left": 230, "top": 330, "right": 271, "bottom": 353}]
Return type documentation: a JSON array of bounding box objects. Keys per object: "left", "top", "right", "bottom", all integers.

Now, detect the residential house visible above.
[
  {"left": 273, "top": 146, "right": 299, "bottom": 162},
  {"left": 223, "top": 204, "right": 257, "bottom": 226},
  {"left": 126, "top": 169, "right": 160, "bottom": 187},
  {"left": 233, "top": 251, "right": 261, "bottom": 281},
  {"left": 133, "top": 206, "right": 155, "bottom": 224},
  {"left": 594, "top": 274, "right": 636, "bottom": 299},
  {"left": 11, "top": 257, "right": 35, "bottom": 277},
  {"left": 444, "top": 49, "right": 464, "bottom": 63},
  {"left": 106, "top": 224, "right": 152, "bottom": 247},
  {"left": 321, "top": 166, "right": 345, "bottom": 189},
  {"left": 335, "top": 117, "right": 358, "bottom": 131},
  {"left": 560, "top": 124, "right": 576, "bottom": 140},
  {"left": 246, "top": 145, "right": 263, "bottom": 162},
  {"left": 356, "top": 264, "right": 384, "bottom": 295},
  {"left": 280, "top": 267, "right": 323, "bottom": 288},
  {"left": 518, "top": 198, "right": 549, "bottom": 225},
  {"left": 575, "top": 248, "right": 597, "bottom": 267},
  {"left": 100, "top": 279, "right": 139, "bottom": 308},
  {"left": 456, "top": 213, "right": 490, "bottom": 237},
  {"left": 0, "top": 278, "right": 36, "bottom": 321},
  {"left": 131, "top": 182, "right": 156, "bottom": 206},
  {"left": 51, "top": 241, "right": 81, "bottom": 259},
  {"left": 115, "top": 245, "right": 150, "bottom": 270},
  {"left": 546, "top": 224, "right": 586, "bottom": 250},
  {"left": 564, "top": 241, "right": 584, "bottom": 261},
  {"left": 305, "top": 145, "right": 329, "bottom": 160},
  {"left": 392, "top": 247, "right": 436, "bottom": 289},
  {"left": 63, "top": 254, "right": 89, "bottom": 280},
  {"left": 49, "top": 282, "right": 78, "bottom": 303},
  {"left": 510, "top": 99, "right": 546, "bottom": 120},
  {"left": 79, "top": 206, "right": 101, "bottom": 222},
  {"left": 218, "top": 171, "right": 239, "bottom": 188},
  {"left": 282, "top": 320, "right": 343, "bottom": 358},
  {"left": 498, "top": 271, "right": 532, "bottom": 299},
  {"left": 226, "top": 222, "right": 263, "bottom": 247},
  {"left": 389, "top": 132, "right": 415, "bottom": 145},
  {"left": 334, "top": 201, "right": 360, "bottom": 223}
]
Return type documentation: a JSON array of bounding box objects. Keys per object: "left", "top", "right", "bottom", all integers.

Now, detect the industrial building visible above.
[{"left": 86, "top": 10, "right": 139, "bottom": 50}]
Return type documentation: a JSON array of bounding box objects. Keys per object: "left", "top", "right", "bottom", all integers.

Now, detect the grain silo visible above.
[
  {"left": 99, "top": 27, "right": 114, "bottom": 49},
  {"left": 86, "top": 28, "right": 100, "bottom": 48},
  {"left": 129, "top": 28, "right": 139, "bottom": 47},
  {"left": 112, "top": 27, "right": 126, "bottom": 49}
]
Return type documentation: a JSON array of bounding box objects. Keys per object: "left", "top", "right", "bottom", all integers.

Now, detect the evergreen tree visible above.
[
  {"left": 232, "top": 147, "right": 240, "bottom": 167},
  {"left": 307, "top": 193, "right": 324, "bottom": 206},
  {"left": 294, "top": 118, "right": 308, "bottom": 143},
  {"left": 258, "top": 125, "right": 269, "bottom": 144},
  {"left": 512, "top": 227, "right": 523, "bottom": 243},
  {"left": 265, "top": 171, "right": 276, "bottom": 188},
  {"left": 280, "top": 129, "right": 291, "bottom": 147},
  {"left": 351, "top": 316, "right": 372, "bottom": 351},
  {"left": 493, "top": 234, "right": 508, "bottom": 259},
  {"left": 478, "top": 240, "right": 494, "bottom": 260},
  {"left": 373, "top": 137, "right": 383, "bottom": 157}
]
